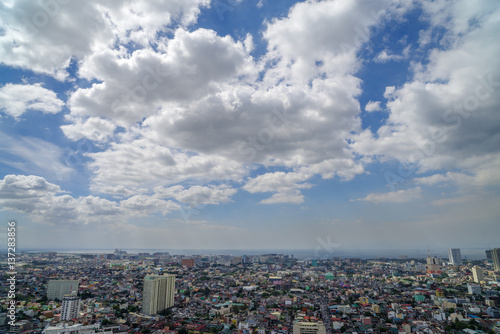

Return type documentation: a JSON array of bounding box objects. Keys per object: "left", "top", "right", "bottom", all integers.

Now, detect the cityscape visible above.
[
  {"left": 1, "top": 0, "right": 500, "bottom": 333},
  {"left": 1, "top": 248, "right": 500, "bottom": 333}
]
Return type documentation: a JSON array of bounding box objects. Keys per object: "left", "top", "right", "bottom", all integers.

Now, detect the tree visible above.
[
  {"left": 158, "top": 308, "right": 173, "bottom": 317},
  {"left": 178, "top": 327, "right": 188, "bottom": 334}
]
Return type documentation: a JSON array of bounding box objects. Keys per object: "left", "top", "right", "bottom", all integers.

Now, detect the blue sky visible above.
[{"left": 0, "top": 0, "right": 499, "bottom": 252}]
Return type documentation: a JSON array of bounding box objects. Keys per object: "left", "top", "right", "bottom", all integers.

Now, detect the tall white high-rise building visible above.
[
  {"left": 448, "top": 248, "right": 462, "bottom": 266},
  {"left": 47, "top": 280, "right": 79, "bottom": 300},
  {"left": 492, "top": 248, "right": 500, "bottom": 272},
  {"left": 61, "top": 295, "right": 80, "bottom": 321},
  {"left": 142, "top": 274, "right": 175, "bottom": 315},
  {"left": 472, "top": 266, "right": 484, "bottom": 283}
]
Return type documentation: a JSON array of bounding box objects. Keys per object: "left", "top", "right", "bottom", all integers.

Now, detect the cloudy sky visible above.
[{"left": 0, "top": 0, "right": 499, "bottom": 253}]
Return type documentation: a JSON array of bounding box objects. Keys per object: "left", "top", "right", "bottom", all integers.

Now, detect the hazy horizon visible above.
[{"left": 14, "top": 247, "right": 491, "bottom": 261}]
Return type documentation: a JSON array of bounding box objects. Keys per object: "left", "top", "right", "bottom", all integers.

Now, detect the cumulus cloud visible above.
[
  {"left": 155, "top": 185, "right": 237, "bottom": 205},
  {"left": 0, "top": 83, "right": 64, "bottom": 118},
  {"left": 69, "top": 28, "right": 255, "bottom": 127},
  {"left": 259, "top": 190, "right": 305, "bottom": 205},
  {"left": 243, "top": 170, "right": 313, "bottom": 204},
  {"left": 352, "top": 1, "right": 500, "bottom": 187},
  {"left": 365, "top": 100, "right": 382, "bottom": 112},
  {"left": 354, "top": 187, "right": 422, "bottom": 204},
  {"left": 0, "top": 0, "right": 209, "bottom": 79},
  {"left": 0, "top": 174, "right": 120, "bottom": 223},
  {"left": 61, "top": 117, "right": 117, "bottom": 142},
  {"left": 120, "top": 195, "right": 179, "bottom": 216},
  {"left": 373, "top": 47, "right": 410, "bottom": 63},
  {"left": 0, "top": 174, "right": 183, "bottom": 223},
  {"left": 88, "top": 138, "right": 246, "bottom": 195},
  {"left": 63, "top": 0, "right": 400, "bottom": 202}
]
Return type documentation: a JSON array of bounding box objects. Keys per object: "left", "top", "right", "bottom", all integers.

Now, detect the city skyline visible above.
[{"left": 1, "top": 0, "right": 500, "bottom": 250}]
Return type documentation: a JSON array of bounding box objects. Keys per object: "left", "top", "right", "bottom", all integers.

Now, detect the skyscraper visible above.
[
  {"left": 448, "top": 248, "right": 462, "bottom": 265},
  {"left": 61, "top": 295, "right": 80, "bottom": 321},
  {"left": 492, "top": 248, "right": 500, "bottom": 272},
  {"left": 47, "top": 280, "right": 79, "bottom": 300},
  {"left": 142, "top": 274, "right": 175, "bottom": 315},
  {"left": 486, "top": 250, "right": 492, "bottom": 263},
  {"left": 472, "top": 266, "right": 484, "bottom": 283}
]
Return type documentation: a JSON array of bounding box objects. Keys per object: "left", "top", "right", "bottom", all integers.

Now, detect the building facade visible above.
[
  {"left": 448, "top": 248, "right": 462, "bottom": 265},
  {"left": 293, "top": 322, "right": 327, "bottom": 334},
  {"left": 472, "top": 266, "right": 484, "bottom": 283},
  {"left": 181, "top": 259, "right": 194, "bottom": 268},
  {"left": 142, "top": 274, "right": 175, "bottom": 315},
  {"left": 426, "top": 257, "right": 442, "bottom": 275},
  {"left": 61, "top": 295, "right": 80, "bottom": 321},
  {"left": 47, "top": 280, "right": 79, "bottom": 300},
  {"left": 492, "top": 248, "right": 500, "bottom": 271}
]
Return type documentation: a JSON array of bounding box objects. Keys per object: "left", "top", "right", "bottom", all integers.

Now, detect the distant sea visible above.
[{"left": 22, "top": 248, "right": 489, "bottom": 260}]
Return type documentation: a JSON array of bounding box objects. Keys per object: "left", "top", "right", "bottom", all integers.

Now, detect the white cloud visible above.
[
  {"left": 0, "top": 83, "right": 64, "bottom": 118},
  {"left": 365, "top": 100, "right": 382, "bottom": 112},
  {"left": 262, "top": 0, "right": 393, "bottom": 83},
  {"left": 241, "top": 159, "right": 364, "bottom": 204},
  {"left": 66, "top": 0, "right": 404, "bottom": 201},
  {"left": 88, "top": 138, "right": 246, "bottom": 195},
  {"left": 352, "top": 1, "right": 500, "bottom": 187},
  {"left": 155, "top": 185, "right": 237, "bottom": 205},
  {"left": 374, "top": 50, "right": 404, "bottom": 63},
  {"left": 243, "top": 170, "right": 313, "bottom": 204},
  {"left": 415, "top": 172, "right": 473, "bottom": 186},
  {"left": 0, "top": 174, "right": 120, "bottom": 223},
  {"left": 1, "top": 1, "right": 425, "bottom": 214},
  {"left": 0, "top": 0, "right": 210, "bottom": 79},
  {"left": 61, "top": 117, "right": 117, "bottom": 142},
  {"left": 415, "top": 155, "right": 500, "bottom": 189},
  {"left": 70, "top": 28, "right": 254, "bottom": 127},
  {"left": 355, "top": 187, "right": 422, "bottom": 204},
  {"left": 120, "top": 195, "right": 179, "bottom": 216},
  {"left": 0, "top": 174, "right": 61, "bottom": 199},
  {"left": 260, "top": 190, "right": 305, "bottom": 205},
  {"left": 0, "top": 174, "right": 187, "bottom": 223},
  {"left": 0, "top": 133, "right": 73, "bottom": 181}
]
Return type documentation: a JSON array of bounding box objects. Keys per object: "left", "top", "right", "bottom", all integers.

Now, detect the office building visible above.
[
  {"left": 448, "top": 248, "right": 462, "bottom": 265},
  {"left": 61, "top": 295, "right": 80, "bottom": 321},
  {"left": 492, "top": 248, "right": 500, "bottom": 272},
  {"left": 181, "top": 259, "right": 194, "bottom": 268},
  {"left": 47, "top": 280, "right": 79, "bottom": 300},
  {"left": 142, "top": 274, "right": 175, "bottom": 315},
  {"left": 472, "top": 266, "right": 484, "bottom": 283},
  {"left": 467, "top": 283, "right": 481, "bottom": 295},
  {"left": 426, "top": 257, "right": 442, "bottom": 274},
  {"left": 486, "top": 250, "right": 492, "bottom": 262},
  {"left": 293, "top": 322, "right": 326, "bottom": 334}
]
